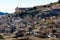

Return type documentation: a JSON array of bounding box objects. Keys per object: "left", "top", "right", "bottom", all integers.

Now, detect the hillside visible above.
[
  {"left": 34, "top": 1, "right": 60, "bottom": 8},
  {"left": 0, "top": 1, "right": 60, "bottom": 40},
  {"left": 0, "top": 12, "right": 8, "bottom": 15}
]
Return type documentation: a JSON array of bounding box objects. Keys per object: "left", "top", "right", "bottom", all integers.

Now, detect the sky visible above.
[{"left": 0, "top": 0, "right": 58, "bottom": 13}]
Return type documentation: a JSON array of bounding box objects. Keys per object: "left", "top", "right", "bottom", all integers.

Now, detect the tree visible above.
[{"left": 58, "top": 0, "right": 60, "bottom": 2}]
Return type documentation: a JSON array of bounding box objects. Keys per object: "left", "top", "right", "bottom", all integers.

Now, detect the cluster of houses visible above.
[{"left": 0, "top": 2, "right": 60, "bottom": 40}]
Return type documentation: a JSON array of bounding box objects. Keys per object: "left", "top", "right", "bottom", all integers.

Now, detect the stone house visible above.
[{"left": 15, "top": 7, "right": 26, "bottom": 13}]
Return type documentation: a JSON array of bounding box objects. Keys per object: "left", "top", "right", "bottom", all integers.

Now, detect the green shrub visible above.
[{"left": 0, "top": 34, "right": 3, "bottom": 39}]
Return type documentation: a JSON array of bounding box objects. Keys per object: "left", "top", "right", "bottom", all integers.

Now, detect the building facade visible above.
[{"left": 15, "top": 7, "right": 26, "bottom": 13}]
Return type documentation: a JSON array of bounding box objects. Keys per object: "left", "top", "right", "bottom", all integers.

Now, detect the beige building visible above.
[{"left": 15, "top": 7, "right": 26, "bottom": 13}]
